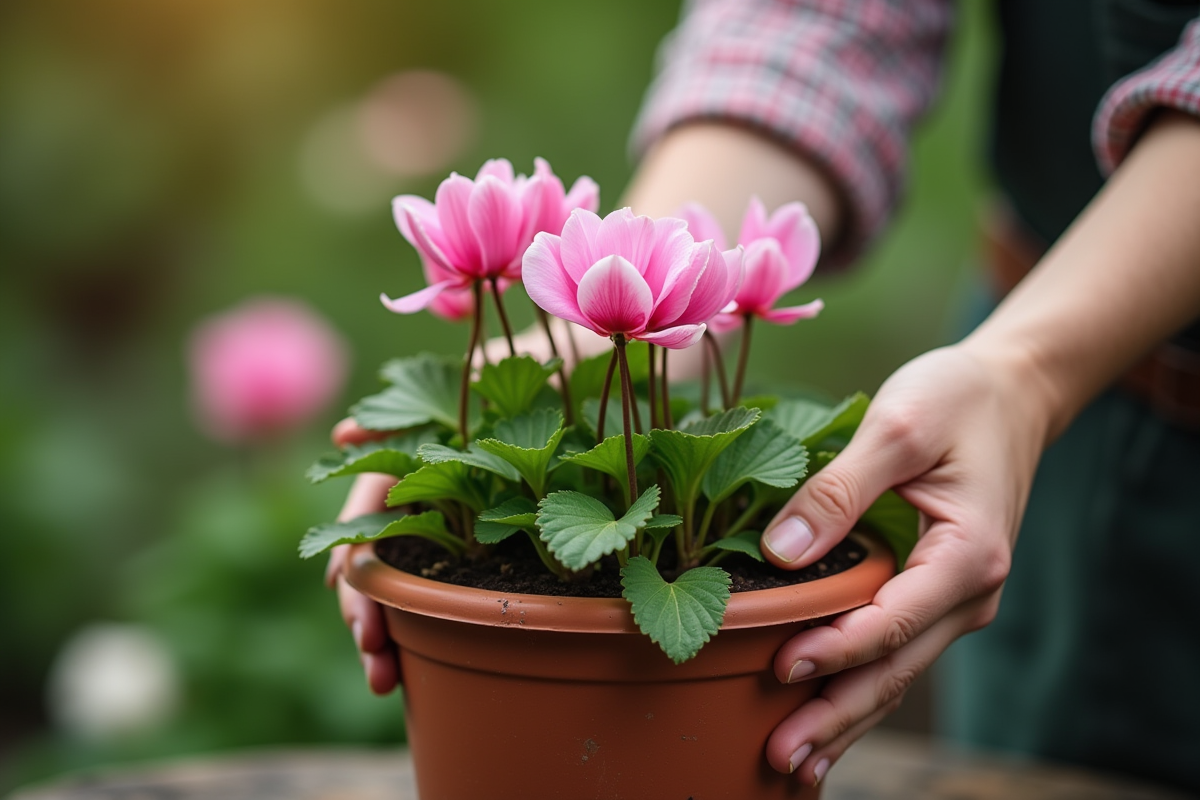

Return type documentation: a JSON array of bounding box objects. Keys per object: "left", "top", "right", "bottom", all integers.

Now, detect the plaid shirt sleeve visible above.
[
  {"left": 631, "top": 0, "right": 954, "bottom": 265},
  {"left": 1094, "top": 17, "right": 1200, "bottom": 175}
]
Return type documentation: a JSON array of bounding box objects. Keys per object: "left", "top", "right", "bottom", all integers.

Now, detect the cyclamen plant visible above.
[{"left": 304, "top": 158, "right": 918, "bottom": 664}]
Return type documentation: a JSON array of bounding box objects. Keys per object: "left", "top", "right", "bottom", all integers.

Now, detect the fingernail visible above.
[
  {"left": 352, "top": 620, "right": 363, "bottom": 650},
  {"left": 764, "top": 517, "right": 814, "bottom": 563},
  {"left": 813, "top": 758, "right": 830, "bottom": 785},
  {"left": 787, "top": 743, "right": 812, "bottom": 773},
  {"left": 786, "top": 660, "right": 816, "bottom": 683}
]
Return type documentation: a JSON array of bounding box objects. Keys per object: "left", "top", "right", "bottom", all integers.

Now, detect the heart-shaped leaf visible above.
[
  {"left": 648, "top": 407, "right": 760, "bottom": 510},
  {"left": 418, "top": 442, "right": 521, "bottom": 482},
  {"left": 299, "top": 511, "right": 460, "bottom": 558},
  {"left": 620, "top": 557, "right": 731, "bottom": 664},
  {"left": 386, "top": 461, "right": 487, "bottom": 511},
  {"left": 702, "top": 419, "right": 808, "bottom": 503},
  {"left": 353, "top": 354, "right": 476, "bottom": 432},
  {"left": 306, "top": 431, "right": 434, "bottom": 484},
  {"left": 537, "top": 485, "right": 661, "bottom": 571},
  {"left": 475, "top": 409, "right": 565, "bottom": 496},
  {"left": 767, "top": 393, "right": 868, "bottom": 450},
  {"left": 558, "top": 433, "right": 650, "bottom": 503},
  {"left": 474, "top": 496, "right": 539, "bottom": 544},
  {"left": 472, "top": 355, "right": 562, "bottom": 419}
]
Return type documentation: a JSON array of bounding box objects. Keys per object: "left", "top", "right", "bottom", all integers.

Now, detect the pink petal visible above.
[
  {"left": 671, "top": 243, "right": 745, "bottom": 327},
  {"left": 637, "top": 323, "right": 706, "bottom": 350},
  {"left": 596, "top": 207, "right": 657, "bottom": 271},
  {"left": 576, "top": 255, "right": 653, "bottom": 336},
  {"left": 760, "top": 299, "right": 824, "bottom": 325},
  {"left": 400, "top": 205, "right": 455, "bottom": 273},
  {"left": 520, "top": 160, "right": 564, "bottom": 241},
  {"left": 475, "top": 158, "right": 515, "bottom": 184},
  {"left": 380, "top": 280, "right": 461, "bottom": 314},
  {"left": 676, "top": 203, "right": 727, "bottom": 250},
  {"left": 641, "top": 216, "right": 693, "bottom": 298},
  {"left": 721, "top": 246, "right": 746, "bottom": 305},
  {"left": 522, "top": 233, "right": 591, "bottom": 329},
  {"left": 429, "top": 287, "right": 475, "bottom": 321},
  {"left": 737, "top": 195, "right": 771, "bottom": 244},
  {"left": 563, "top": 174, "right": 599, "bottom": 214},
  {"left": 707, "top": 312, "right": 744, "bottom": 333},
  {"left": 766, "top": 203, "right": 820, "bottom": 289},
  {"left": 468, "top": 175, "right": 523, "bottom": 277},
  {"left": 736, "top": 239, "right": 790, "bottom": 314},
  {"left": 559, "top": 208, "right": 604, "bottom": 283},
  {"left": 651, "top": 239, "right": 713, "bottom": 328},
  {"left": 435, "top": 174, "right": 481, "bottom": 269}
]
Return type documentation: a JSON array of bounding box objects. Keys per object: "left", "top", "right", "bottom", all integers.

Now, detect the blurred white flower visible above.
[{"left": 47, "top": 623, "right": 181, "bottom": 741}]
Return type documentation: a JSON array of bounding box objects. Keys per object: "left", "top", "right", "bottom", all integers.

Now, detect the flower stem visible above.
[
  {"left": 731, "top": 315, "right": 753, "bottom": 407},
  {"left": 461, "top": 282, "right": 483, "bottom": 446},
  {"left": 615, "top": 336, "right": 639, "bottom": 506},
  {"left": 596, "top": 348, "right": 618, "bottom": 442},
  {"left": 489, "top": 277, "right": 516, "bottom": 356},
  {"left": 700, "top": 345, "right": 711, "bottom": 415},
  {"left": 536, "top": 307, "right": 574, "bottom": 426},
  {"left": 647, "top": 343, "right": 658, "bottom": 430},
  {"left": 703, "top": 331, "right": 732, "bottom": 410},
  {"left": 661, "top": 346, "right": 673, "bottom": 429}
]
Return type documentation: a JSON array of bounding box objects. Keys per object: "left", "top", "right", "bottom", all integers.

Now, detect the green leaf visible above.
[
  {"left": 474, "top": 497, "right": 539, "bottom": 544},
  {"left": 417, "top": 442, "right": 521, "bottom": 482},
  {"left": 352, "top": 354, "right": 474, "bottom": 432},
  {"left": 648, "top": 407, "right": 760, "bottom": 510},
  {"left": 767, "top": 393, "right": 869, "bottom": 451},
  {"left": 645, "top": 514, "right": 683, "bottom": 531},
  {"left": 537, "top": 485, "right": 661, "bottom": 571},
  {"left": 705, "top": 530, "right": 764, "bottom": 562},
  {"left": 475, "top": 409, "right": 565, "bottom": 496},
  {"left": 386, "top": 461, "right": 487, "bottom": 511},
  {"left": 702, "top": 419, "right": 808, "bottom": 503},
  {"left": 558, "top": 433, "right": 650, "bottom": 501},
  {"left": 472, "top": 355, "right": 561, "bottom": 419},
  {"left": 299, "top": 511, "right": 460, "bottom": 559},
  {"left": 859, "top": 490, "right": 920, "bottom": 569},
  {"left": 306, "top": 431, "right": 434, "bottom": 484},
  {"left": 620, "top": 557, "right": 731, "bottom": 664}
]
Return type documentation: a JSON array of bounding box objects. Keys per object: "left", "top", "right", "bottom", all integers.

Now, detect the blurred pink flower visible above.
[
  {"left": 677, "top": 197, "right": 823, "bottom": 331},
  {"left": 382, "top": 158, "right": 597, "bottom": 315},
  {"left": 523, "top": 208, "right": 742, "bottom": 350},
  {"left": 188, "top": 298, "right": 348, "bottom": 443}
]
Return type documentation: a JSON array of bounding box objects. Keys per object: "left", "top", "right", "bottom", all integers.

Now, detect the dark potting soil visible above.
[{"left": 376, "top": 534, "right": 866, "bottom": 598}]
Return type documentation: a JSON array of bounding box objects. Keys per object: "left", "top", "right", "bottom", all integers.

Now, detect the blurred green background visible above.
[{"left": 0, "top": 0, "right": 995, "bottom": 792}]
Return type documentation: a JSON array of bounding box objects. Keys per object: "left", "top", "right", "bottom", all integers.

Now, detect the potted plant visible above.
[{"left": 304, "top": 158, "right": 917, "bottom": 799}]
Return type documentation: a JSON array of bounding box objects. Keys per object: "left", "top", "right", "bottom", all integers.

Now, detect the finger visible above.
[
  {"left": 362, "top": 647, "right": 400, "bottom": 695},
  {"left": 792, "top": 702, "right": 897, "bottom": 786},
  {"left": 764, "top": 607, "right": 967, "bottom": 775},
  {"left": 772, "top": 521, "right": 1008, "bottom": 681},
  {"left": 332, "top": 417, "right": 395, "bottom": 448},
  {"left": 338, "top": 576, "right": 392, "bottom": 654},
  {"left": 761, "top": 409, "right": 931, "bottom": 570}
]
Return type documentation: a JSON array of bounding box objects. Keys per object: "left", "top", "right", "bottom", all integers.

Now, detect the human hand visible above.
[
  {"left": 758, "top": 342, "right": 1053, "bottom": 784},
  {"left": 325, "top": 419, "right": 402, "bottom": 695}
]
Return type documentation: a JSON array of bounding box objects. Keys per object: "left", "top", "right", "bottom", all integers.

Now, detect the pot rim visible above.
[{"left": 345, "top": 531, "right": 894, "bottom": 634}]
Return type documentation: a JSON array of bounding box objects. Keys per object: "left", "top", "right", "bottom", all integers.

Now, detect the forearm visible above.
[
  {"left": 622, "top": 123, "right": 844, "bottom": 252},
  {"left": 965, "top": 111, "right": 1200, "bottom": 441}
]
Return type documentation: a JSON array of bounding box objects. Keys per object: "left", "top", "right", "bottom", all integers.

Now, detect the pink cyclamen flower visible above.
[
  {"left": 523, "top": 208, "right": 744, "bottom": 349},
  {"left": 677, "top": 197, "right": 823, "bottom": 331},
  {"left": 382, "top": 157, "right": 598, "bottom": 315},
  {"left": 188, "top": 298, "right": 348, "bottom": 443}
]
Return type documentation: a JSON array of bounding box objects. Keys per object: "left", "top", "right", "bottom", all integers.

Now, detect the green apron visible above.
[{"left": 938, "top": 1, "right": 1200, "bottom": 793}]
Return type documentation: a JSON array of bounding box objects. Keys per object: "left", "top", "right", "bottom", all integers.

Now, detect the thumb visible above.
[{"left": 761, "top": 417, "right": 922, "bottom": 570}]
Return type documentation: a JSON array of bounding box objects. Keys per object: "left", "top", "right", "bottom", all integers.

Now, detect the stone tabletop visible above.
[{"left": 8, "top": 730, "right": 1188, "bottom": 800}]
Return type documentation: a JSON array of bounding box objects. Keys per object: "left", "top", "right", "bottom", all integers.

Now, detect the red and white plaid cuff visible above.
[
  {"left": 1094, "top": 17, "right": 1200, "bottom": 175},
  {"left": 631, "top": 0, "right": 952, "bottom": 266}
]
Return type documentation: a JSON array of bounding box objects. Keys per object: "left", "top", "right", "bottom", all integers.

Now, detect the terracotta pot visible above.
[{"left": 345, "top": 531, "right": 894, "bottom": 800}]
